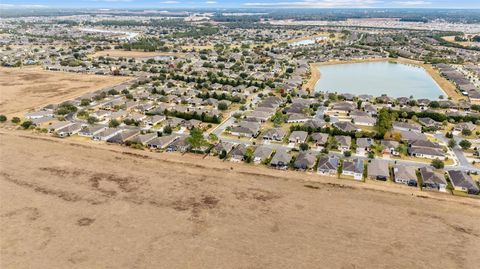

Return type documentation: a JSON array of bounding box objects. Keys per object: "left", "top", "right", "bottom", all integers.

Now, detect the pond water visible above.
[
  {"left": 314, "top": 61, "right": 445, "bottom": 99},
  {"left": 289, "top": 36, "right": 327, "bottom": 46}
]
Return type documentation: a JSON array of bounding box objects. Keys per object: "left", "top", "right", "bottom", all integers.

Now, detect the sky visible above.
[{"left": 0, "top": 0, "right": 479, "bottom": 9}]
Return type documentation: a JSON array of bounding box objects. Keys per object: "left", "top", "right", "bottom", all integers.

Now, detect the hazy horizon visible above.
[{"left": 1, "top": 0, "right": 480, "bottom": 9}]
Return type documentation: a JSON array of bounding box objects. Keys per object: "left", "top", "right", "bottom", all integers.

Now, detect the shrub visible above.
[
  {"left": 431, "top": 158, "right": 444, "bottom": 169},
  {"left": 459, "top": 140, "right": 472, "bottom": 150},
  {"left": 217, "top": 102, "right": 228, "bottom": 111},
  {"left": 11, "top": 117, "right": 21, "bottom": 124},
  {"left": 0, "top": 115, "right": 6, "bottom": 122},
  {"left": 299, "top": 143, "right": 310, "bottom": 151},
  {"left": 21, "top": 120, "right": 33, "bottom": 129},
  {"left": 109, "top": 119, "right": 120, "bottom": 128},
  {"left": 461, "top": 129, "right": 472, "bottom": 136}
]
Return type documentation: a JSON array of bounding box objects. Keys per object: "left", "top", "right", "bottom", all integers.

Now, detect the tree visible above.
[
  {"left": 208, "top": 133, "right": 218, "bottom": 143},
  {"left": 461, "top": 129, "right": 472, "bottom": 136},
  {"left": 244, "top": 148, "right": 254, "bottom": 163},
  {"left": 376, "top": 108, "right": 396, "bottom": 135},
  {"left": 11, "top": 117, "right": 20, "bottom": 124},
  {"left": 217, "top": 102, "right": 228, "bottom": 111},
  {"left": 448, "top": 139, "right": 456, "bottom": 148},
  {"left": 431, "top": 158, "right": 444, "bottom": 169},
  {"left": 163, "top": 125, "right": 172, "bottom": 134},
  {"left": 396, "top": 144, "right": 408, "bottom": 156},
  {"left": 186, "top": 128, "right": 207, "bottom": 151},
  {"left": 109, "top": 119, "right": 120, "bottom": 128},
  {"left": 299, "top": 143, "right": 310, "bottom": 151},
  {"left": 271, "top": 111, "right": 285, "bottom": 127},
  {"left": 459, "top": 140, "right": 472, "bottom": 150},
  {"left": 86, "top": 117, "right": 97, "bottom": 125},
  {"left": 80, "top": 99, "right": 91, "bottom": 106},
  {"left": 0, "top": 115, "right": 6, "bottom": 122},
  {"left": 21, "top": 120, "right": 33, "bottom": 129},
  {"left": 219, "top": 149, "right": 227, "bottom": 159}
]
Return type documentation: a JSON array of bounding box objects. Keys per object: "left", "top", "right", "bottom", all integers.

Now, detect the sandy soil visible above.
[
  {"left": 92, "top": 50, "right": 184, "bottom": 58},
  {"left": 0, "top": 67, "right": 130, "bottom": 117},
  {"left": 1, "top": 129, "right": 479, "bottom": 269},
  {"left": 303, "top": 58, "right": 464, "bottom": 101}
]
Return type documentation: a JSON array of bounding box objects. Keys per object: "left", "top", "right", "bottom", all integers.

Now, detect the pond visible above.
[{"left": 314, "top": 61, "right": 445, "bottom": 99}]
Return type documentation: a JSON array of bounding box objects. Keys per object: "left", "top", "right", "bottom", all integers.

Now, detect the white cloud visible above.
[
  {"left": 244, "top": 0, "right": 381, "bottom": 8},
  {"left": 87, "top": 0, "right": 134, "bottom": 2},
  {"left": 393, "top": 1, "right": 431, "bottom": 5},
  {"left": 161, "top": 1, "right": 180, "bottom": 4},
  {"left": 205, "top": 1, "right": 217, "bottom": 4},
  {"left": 0, "top": 4, "right": 49, "bottom": 8}
]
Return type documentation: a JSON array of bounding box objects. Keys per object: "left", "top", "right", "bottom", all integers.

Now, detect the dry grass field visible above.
[
  {"left": 1, "top": 130, "right": 479, "bottom": 269},
  {"left": 0, "top": 67, "right": 129, "bottom": 116}
]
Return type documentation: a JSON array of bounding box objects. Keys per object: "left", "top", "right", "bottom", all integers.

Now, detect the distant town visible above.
[{"left": 1, "top": 8, "right": 479, "bottom": 198}]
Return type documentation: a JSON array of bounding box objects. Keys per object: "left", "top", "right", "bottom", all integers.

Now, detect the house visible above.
[
  {"left": 246, "top": 110, "right": 272, "bottom": 122},
  {"left": 380, "top": 140, "right": 399, "bottom": 154},
  {"left": 368, "top": 159, "right": 390, "bottom": 181},
  {"left": 304, "top": 119, "right": 327, "bottom": 129},
  {"left": 183, "top": 119, "right": 203, "bottom": 130},
  {"left": 418, "top": 117, "right": 442, "bottom": 130},
  {"left": 108, "top": 129, "right": 141, "bottom": 144},
  {"left": 230, "top": 121, "right": 261, "bottom": 137},
  {"left": 311, "top": 132, "right": 329, "bottom": 147},
  {"left": 331, "top": 102, "right": 356, "bottom": 113},
  {"left": 253, "top": 146, "right": 274, "bottom": 164},
  {"left": 342, "top": 158, "right": 364, "bottom": 180},
  {"left": 419, "top": 167, "right": 447, "bottom": 192},
  {"left": 393, "top": 122, "right": 422, "bottom": 133},
  {"left": 317, "top": 156, "right": 339, "bottom": 176},
  {"left": 230, "top": 144, "right": 247, "bottom": 162},
  {"left": 93, "top": 128, "right": 123, "bottom": 141},
  {"left": 408, "top": 140, "right": 445, "bottom": 160},
  {"left": 333, "top": 121, "right": 359, "bottom": 133},
  {"left": 399, "top": 130, "right": 428, "bottom": 142},
  {"left": 91, "top": 110, "right": 111, "bottom": 121},
  {"left": 334, "top": 135, "right": 352, "bottom": 152},
  {"left": 393, "top": 165, "right": 418, "bottom": 186},
  {"left": 144, "top": 115, "right": 166, "bottom": 126},
  {"left": 262, "top": 128, "right": 286, "bottom": 141},
  {"left": 48, "top": 121, "right": 74, "bottom": 133},
  {"left": 287, "top": 113, "right": 310, "bottom": 123},
  {"left": 128, "top": 132, "right": 157, "bottom": 145},
  {"left": 293, "top": 151, "right": 317, "bottom": 170},
  {"left": 167, "top": 137, "right": 190, "bottom": 152},
  {"left": 352, "top": 115, "right": 376, "bottom": 126},
  {"left": 55, "top": 123, "right": 83, "bottom": 138},
  {"left": 453, "top": 122, "right": 476, "bottom": 134},
  {"left": 147, "top": 135, "right": 178, "bottom": 150},
  {"left": 447, "top": 170, "right": 480, "bottom": 195},
  {"left": 211, "top": 141, "right": 235, "bottom": 156},
  {"left": 25, "top": 110, "right": 54, "bottom": 119},
  {"left": 288, "top": 131, "right": 308, "bottom": 144},
  {"left": 270, "top": 150, "right": 292, "bottom": 170},
  {"left": 78, "top": 124, "right": 107, "bottom": 137},
  {"left": 356, "top": 138, "right": 373, "bottom": 156}
]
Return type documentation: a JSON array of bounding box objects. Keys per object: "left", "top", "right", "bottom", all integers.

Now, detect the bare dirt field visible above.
[
  {"left": 0, "top": 67, "right": 129, "bottom": 116},
  {"left": 1, "top": 130, "right": 479, "bottom": 269},
  {"left": 92, "top": 50, "right": 184, "bottom": 58}
]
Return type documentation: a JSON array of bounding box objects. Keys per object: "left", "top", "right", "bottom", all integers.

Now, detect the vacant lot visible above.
[
  {"left": 1, "top": 130, "right": 479, "bottom": 269},
  {"left": 0, "top": 67, "right": 129, "bottom": 116},
  {"left": 92, "top": 50, "right": 184, "bottom": 58}
]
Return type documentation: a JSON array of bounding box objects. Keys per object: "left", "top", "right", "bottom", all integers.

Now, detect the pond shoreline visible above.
[{"left": 303, "top": 57, "right": 463, "bottom": 101}]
